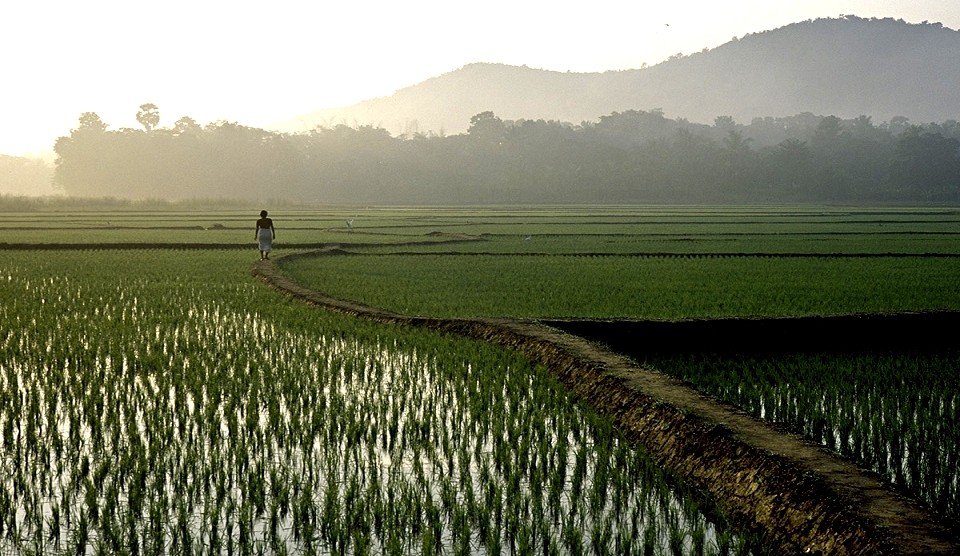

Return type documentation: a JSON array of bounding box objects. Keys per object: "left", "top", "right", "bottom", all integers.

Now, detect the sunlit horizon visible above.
[{"left": 2, "top": 0, "right": 960, "bottom": 161}]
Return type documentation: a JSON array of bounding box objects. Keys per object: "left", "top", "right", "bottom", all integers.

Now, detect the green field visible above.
[
  {"left": 0, "top": 207, "right": 776, "bottom": 555},
  {"left": 281, "top": 253, "right": 959, "bottom": 319},
  {"left": 275, "top": 205, "right": 960, "bottom": 525},
  {"left": 278, "top": 206, "right": 960, "bottom": 319},
  {"left": 1, "top": 204, "right": 958, "bottom": 553}
]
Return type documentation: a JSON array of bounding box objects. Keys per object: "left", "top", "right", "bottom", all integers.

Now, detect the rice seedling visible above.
[
  {"left": 0, "top": 249, "right": 759, "bottom": 554},
  {"left": 281, "top": 253, "right": 960, "bottom": 319}
]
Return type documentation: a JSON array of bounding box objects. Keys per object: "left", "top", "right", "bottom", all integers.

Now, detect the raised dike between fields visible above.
[{"left": 253, "top": 253, "right": 959, "bottom": 556}]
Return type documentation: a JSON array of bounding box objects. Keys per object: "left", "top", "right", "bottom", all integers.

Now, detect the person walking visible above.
[{"left": 256, "top": 210, "right": 275, "bottom": 260}]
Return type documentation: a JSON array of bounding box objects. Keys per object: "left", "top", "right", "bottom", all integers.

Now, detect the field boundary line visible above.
[{"left": 331, "top": 250, "right": 960, "bottom": 258}]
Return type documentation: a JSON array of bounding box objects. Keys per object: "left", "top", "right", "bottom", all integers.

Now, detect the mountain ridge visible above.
[{"left": 273, "top": 16, "right": 960, "bottom": 136}]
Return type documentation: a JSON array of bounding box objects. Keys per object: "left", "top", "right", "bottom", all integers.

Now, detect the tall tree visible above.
[
  {"left": 76, "top": 112, "right": 108, "bottom": 132},
  {"left": 468, "top": 111, "right": 505, "bottom": 144},
  {"left": 136, "top": 103, "right": 160, "bottom": 132},
  {"left": 53, "top": 113, "right": 111, "bottom": 195}
]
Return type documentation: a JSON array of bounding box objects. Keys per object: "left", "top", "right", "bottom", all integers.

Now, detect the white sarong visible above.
[{"left": 257, "top": 228, "right": 273, "bottom": 252}]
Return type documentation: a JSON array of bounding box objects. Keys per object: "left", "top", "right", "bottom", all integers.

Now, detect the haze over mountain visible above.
[{"left": 274, "top": 16, "right": 960, "bottom": 136}]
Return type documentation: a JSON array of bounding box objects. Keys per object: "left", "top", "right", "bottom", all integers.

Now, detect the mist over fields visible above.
[{"left": 2, "top": 16, "right": 958, "bottom": 203}]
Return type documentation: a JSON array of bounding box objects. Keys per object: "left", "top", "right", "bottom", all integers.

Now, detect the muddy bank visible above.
[
  {"left": 0, "top": 235, "right": 481, "bottom": 252},
  {"left": 252, "top": 257, "right": 959, "bottom": 555}
]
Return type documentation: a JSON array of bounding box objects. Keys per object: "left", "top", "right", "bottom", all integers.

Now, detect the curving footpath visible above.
[{"left": 253, "top": 253, "right": 959, "bottom": 556}]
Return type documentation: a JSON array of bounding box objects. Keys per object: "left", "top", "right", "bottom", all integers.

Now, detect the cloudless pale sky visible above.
[{"left": 2, "top": 0, "right": 959, "bottom": 158}]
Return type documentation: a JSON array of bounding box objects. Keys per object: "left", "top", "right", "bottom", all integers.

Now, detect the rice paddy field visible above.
[{"left": 1, "top": 204, "right": 959, "bottom": 554}]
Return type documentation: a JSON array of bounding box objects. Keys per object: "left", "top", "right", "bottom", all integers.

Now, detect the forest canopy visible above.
[{"left": 52, "top": 106, "right": 960, "bottom": 204}]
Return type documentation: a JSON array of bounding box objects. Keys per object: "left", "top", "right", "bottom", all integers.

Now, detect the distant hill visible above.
[{"left": 273, "top": 16, "right": 960, "bottom": 136}]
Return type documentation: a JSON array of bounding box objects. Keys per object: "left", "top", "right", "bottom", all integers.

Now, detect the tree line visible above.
[{"left": 53, "top": 104, "right": 960, "bottom": 203}]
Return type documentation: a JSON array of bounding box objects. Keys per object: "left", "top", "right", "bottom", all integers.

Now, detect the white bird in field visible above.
[
  {"left": 524, "top": 235, "right": 532, "bottom": 241},
  {"left": 346, "top": 219, "right": 354, "bottom": 230}
]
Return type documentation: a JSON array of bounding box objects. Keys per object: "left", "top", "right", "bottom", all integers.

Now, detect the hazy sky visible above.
[{"left": 3, "top": 0, "right": 959, "bottom": 158}]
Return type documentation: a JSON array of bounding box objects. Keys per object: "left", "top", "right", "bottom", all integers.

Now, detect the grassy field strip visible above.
[{"left": 280, "top": 253, "right": 960, "bottom": 319}]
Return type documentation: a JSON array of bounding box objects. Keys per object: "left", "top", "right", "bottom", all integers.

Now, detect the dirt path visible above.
[{"left": 252, "top": 255, "right": 959, "bottom": 556}]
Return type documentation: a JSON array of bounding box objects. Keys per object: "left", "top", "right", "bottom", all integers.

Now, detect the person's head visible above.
[{"left": 260, "top": 210, "right": 268, "bottom": 218}]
